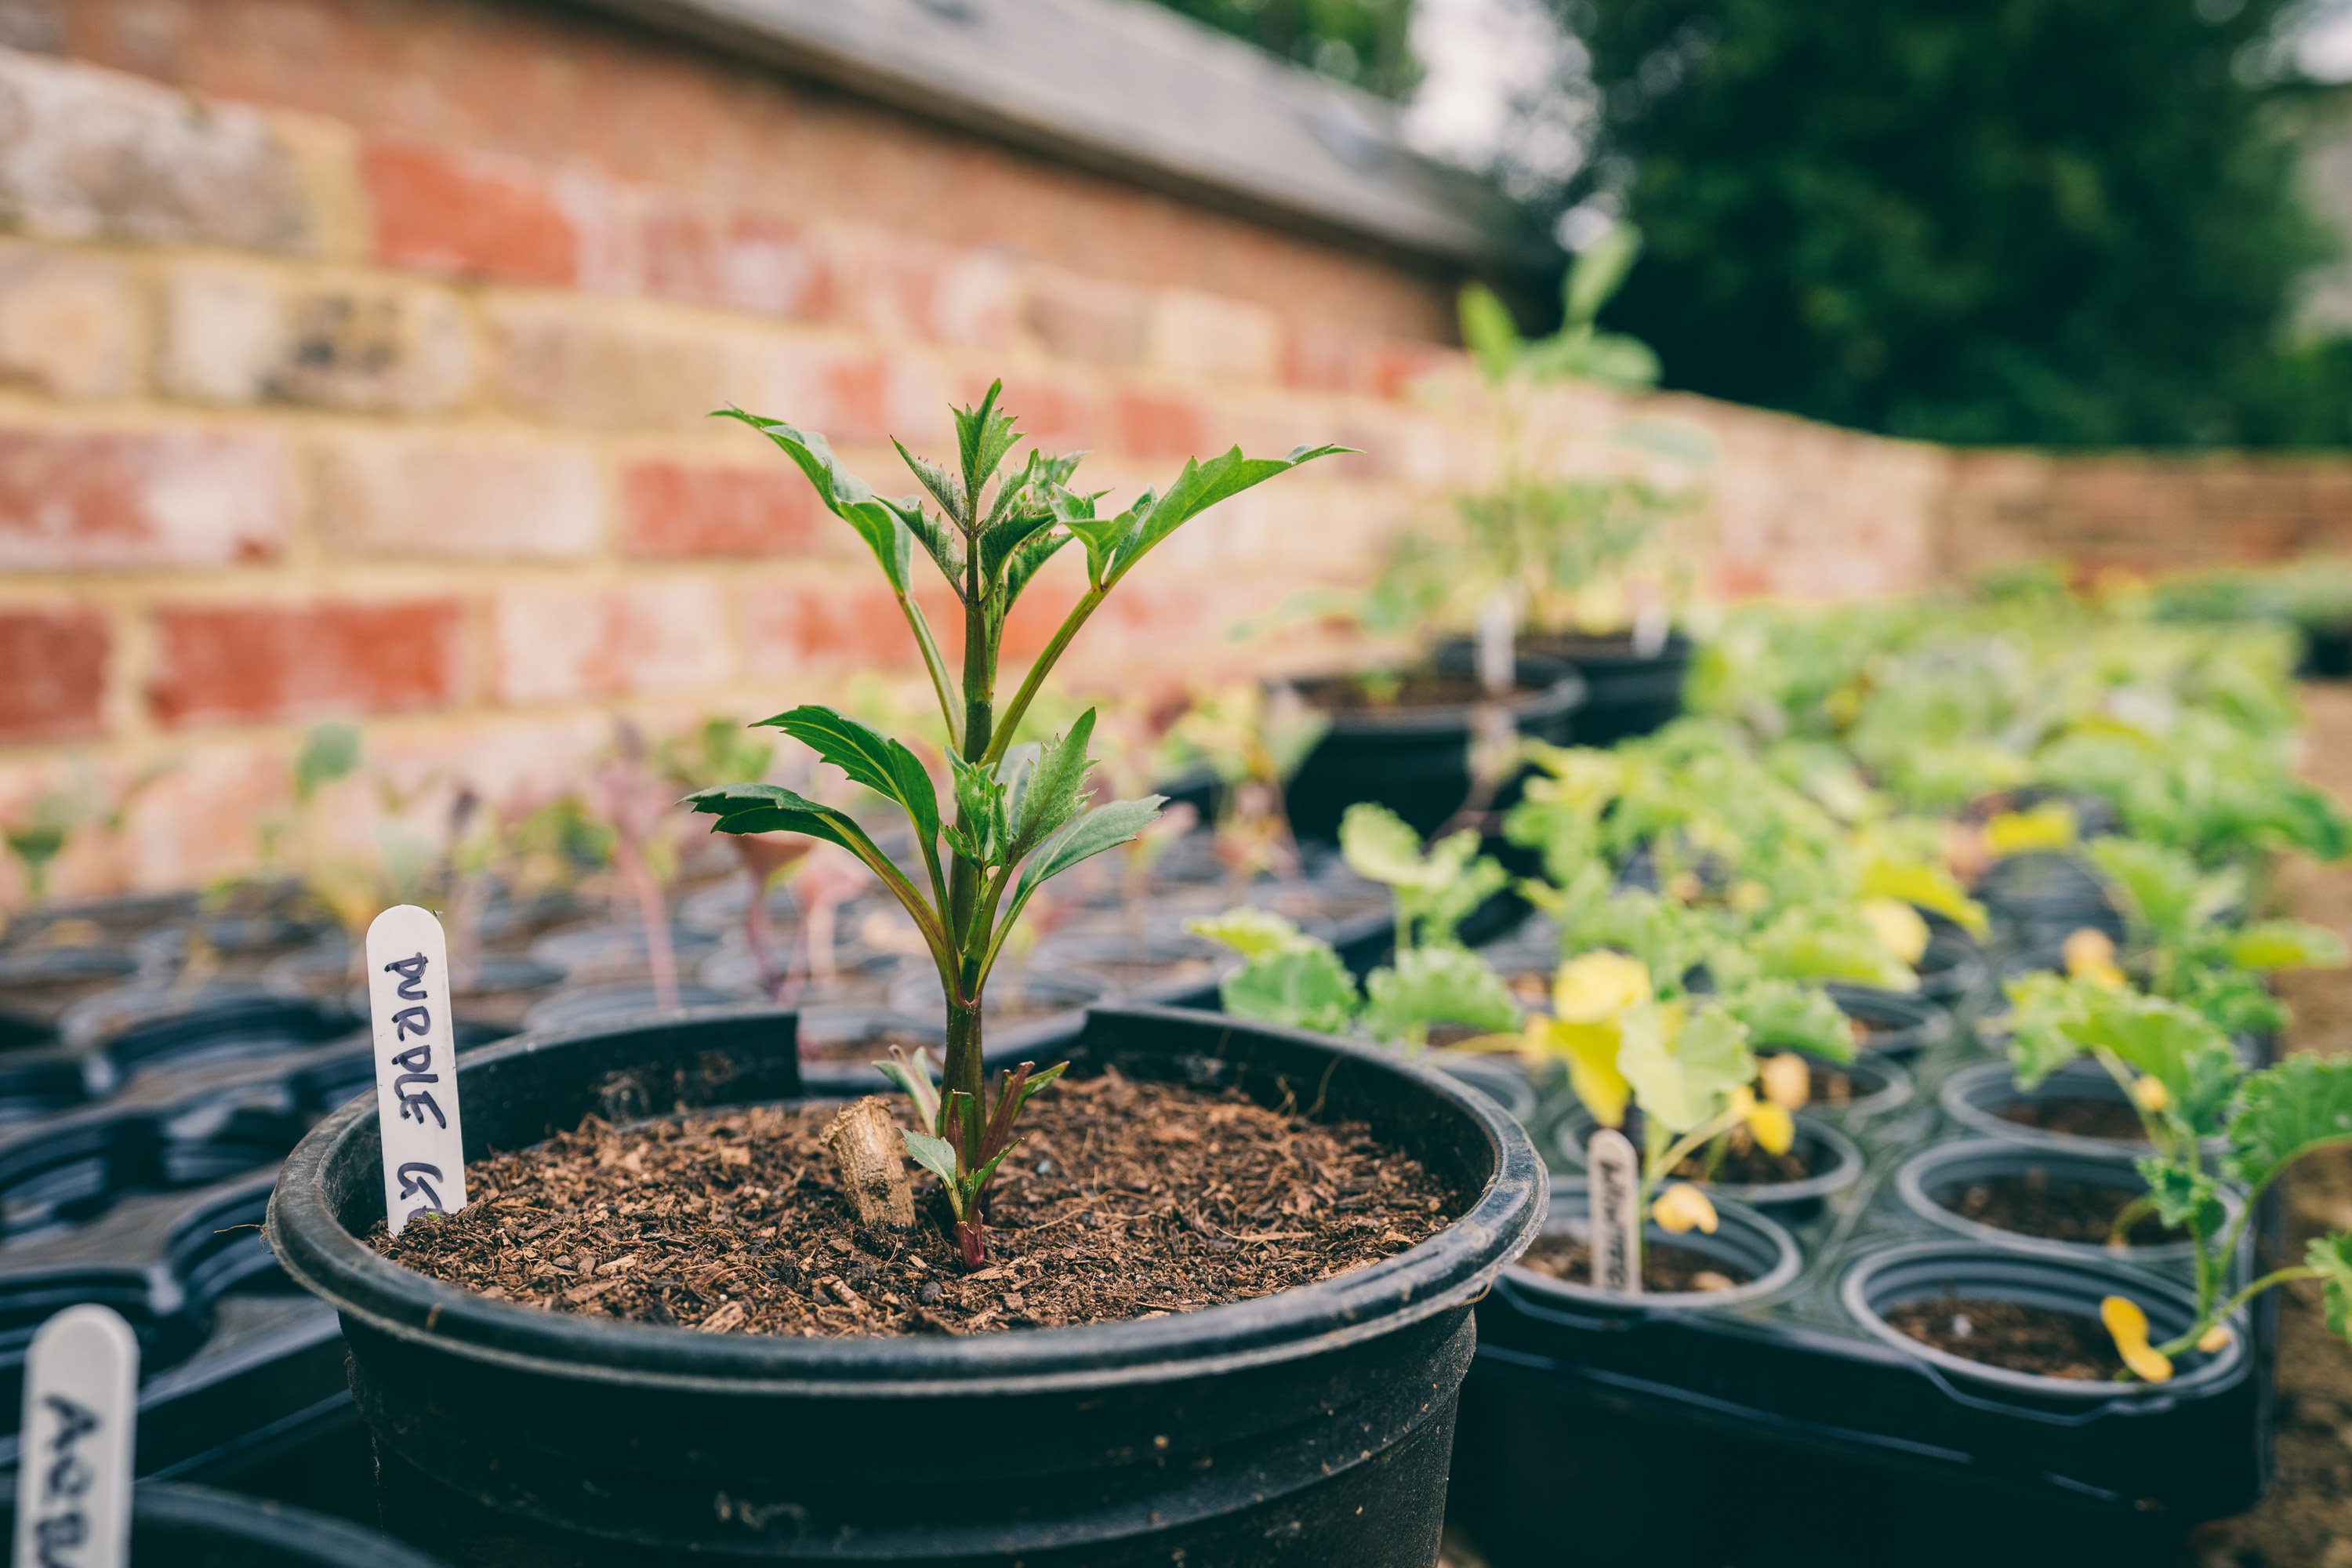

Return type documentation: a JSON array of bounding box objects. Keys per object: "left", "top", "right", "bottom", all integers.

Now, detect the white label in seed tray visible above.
[
  {"left": 367, "top": 905, "right": 467, "bottom": 1238},
  {"left": 15, "top": 1304, "right": 138, "bottom": 1568},
  {"left": 1587, "top": 1128, "right": 1642, "bottom": 1297}
]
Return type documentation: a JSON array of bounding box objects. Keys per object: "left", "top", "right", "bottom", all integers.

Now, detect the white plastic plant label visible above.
[
  {"left": 15, "top": 1304, "right": 139, "bottom": 1568},
  {"left": 1586, "top": 1127, "right": 1642, "bottom": 1297},
  {"left": 367, "top": 904, "right": 467, "bottom": 1238}
]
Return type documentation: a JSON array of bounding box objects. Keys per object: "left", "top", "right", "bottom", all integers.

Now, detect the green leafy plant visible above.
[
  {"left": 2002, "top": 975, "right": 2352, "bottom": 1378},
  {"left": 2, "top": 789, "right": 78, "bottom": 903},
  {"left": 685, "top": 383, "right": 1342, "bottom": 1268}
]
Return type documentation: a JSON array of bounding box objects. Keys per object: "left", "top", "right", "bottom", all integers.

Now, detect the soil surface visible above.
[
  {"left": 376, "top": 1069, "right": 1462, "bottom": 1338},
  {"left": 1810, "top": 1065, "right": 1861, "bottom": 1108},
  {"left": 1991, "top": 1094, "right": 2147, "bottom": 1142},
  {"left": 1516, "top": 1232, "right": 1749, "bottom": 1293},
  {"left": 1939, "top": 1170, "right": 2178, "bottom": 1247},
  {"left": 1882, "top": 1294, "right": 2125, "bottom": 1381},
  {"left": 1668, "top": 1127, "right": 1815, "bottom": 1187}
]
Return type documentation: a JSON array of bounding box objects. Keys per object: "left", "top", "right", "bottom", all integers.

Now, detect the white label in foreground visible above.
[
  {"left": 15, "top": 1304, "right": 138, "bottom": 1568},
  {"left": 367, "top": 904, "right": 467, "bottom": 1238},
  {"left": 1586, "top": 1128, "right": 1642, "bottom": 1297}
]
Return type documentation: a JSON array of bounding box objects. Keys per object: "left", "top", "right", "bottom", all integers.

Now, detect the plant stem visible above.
[
  {"left": 942, "top": 474, "right": 995, "bottom": 1117},
  {"left": 944, "top": 996, "right": 984, "bottom": 1140},
  {"left": 2155, "top": 1265, "right": 2322, "bottom": 1358},
  {"left": 985, "top": 586, "right": 1106, "bottom": 770}
]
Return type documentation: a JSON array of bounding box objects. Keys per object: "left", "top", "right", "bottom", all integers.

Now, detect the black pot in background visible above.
[
  {"left": 0, "top": 1480, "right": 448, "bottom": 1567},
  {"left": 1938, "top": 1059, "right": 2194, "bottom": 1156},
  {"left": 2300, "top": 619, "right": 2352, "bottom": 679},
  {"left": 1521, "top": 630, "right": 1692, "bottom": 746},
  {"left": 1895, "top": 1138, "right": 2227, "bottom": 1266},
  {"left": 1549, "top": 1108, "right": 1864, "bottom": 1218},
  {"left": 1030, "top": 924, "right": 1236, "bottom": 1009},
  {"left": 1282, "top": 656, "right": 1585, "bottom": 844},
  {"left": 519, "top": 980, "right": 742, "bottom": 1035},
  {"left": 0, "top": 941, "right": 144, "bottom": 1038},
  {"left": 265, "top": 1004, "right": 1544, "bottom": 1567},
  {"left": 1825, "top": 985, "right": 1950, "bottom": 1059}
]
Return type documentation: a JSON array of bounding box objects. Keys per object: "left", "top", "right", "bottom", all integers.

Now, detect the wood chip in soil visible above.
[{"left": 376, "top": 1069, "right": 1463, "bottom": 1338}]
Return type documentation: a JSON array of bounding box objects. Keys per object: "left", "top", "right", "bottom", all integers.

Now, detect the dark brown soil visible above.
[
  {"left": 1294, "top": 670, "right": 1536, "bottom": 713},
  {"left": 375, "top": 1070, "right": 1462, "bottom": 1338},
  {"left": 1810, "top": 1066, "right": 1859, "bottom": 1108},
  {"left": 1940, "top": 1170, "right": 2179, "bottom": 1247},
  {"left": 1668, "top": 1127, "right": 1814, "bottom": 1187},
  {"left": 1517, "top": 1232, "right": 1750, "bottom": 1293},
  {"left": 1882, "top": 1294, "right": 2125, "bottom": 1381},
  {"left": 1991, "top": 1095, "right": 2147, "bottom": 1142}
]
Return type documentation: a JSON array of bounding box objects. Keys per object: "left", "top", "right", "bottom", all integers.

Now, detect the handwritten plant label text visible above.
[
  {"left": 367, "top": 905, "right": 467, "bottom": 1238},
  {"left": 14, "top": 1305, "right": 138, "bottom": 1568},
  {"left": 1587, "top": 1128, "right": 1642, "bottom": 1297}
]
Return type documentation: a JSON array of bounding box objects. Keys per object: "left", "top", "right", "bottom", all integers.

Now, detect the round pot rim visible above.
[
  {"left": 1552, "top": 1109, "right": 1864, "bottom": 1203},
  {"left": 1937, "top": 1060, "right": 2223, "bottom": 1157},
  {"left": 264, "top": 1002, "right": 1547, "bottom": 1399},
  {"left": 1791, "top": 1048, "right": 1914, "bottom": 1119},
  {"left": 1894, "top": 1136, "right": 2238, "bottom": 1264},
  {"left": 1839, "top": 1238, "right": 2244, "bottom": 1399},
  {"left": 1504, "top": 1175, "right": 1801, "bottom": 1310},
  {"left": 1287, "top": 672, "right": 1588, "bottom": 740}
]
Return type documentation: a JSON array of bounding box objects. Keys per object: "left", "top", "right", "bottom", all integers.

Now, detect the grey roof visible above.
[{"left": 569, "top": 0, "right": 1549, "bottom": 270}]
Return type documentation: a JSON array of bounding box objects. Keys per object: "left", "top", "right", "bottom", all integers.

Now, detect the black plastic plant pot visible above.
[
  {"left": 0, "top": 1480, "right": 449, "bottom": 1566},
  {"left": 1939, "top": 1059, "right": 2184, "bottom": 1156},
  {"left": 1548, "top": 1109, "right": 1863, "bottom": 1218},
  {"left": 1841, "top": 1240, "right": 2241, "bottom": 1401},
  {"left": 1895, "top": 1138, "right": 2232, "bottom": 1266},
  {"left": 0, "top": 940, "right": 143, "bottom": 1033},
  {"left": 1788, "top": 1047, "right": 1911, "bottom": 1120},
  {"left": 1522, "top": 630, "right": 1692, "bottom": 746},
  {"left": 793, "top": 1004, "right": 945, "bottom": 1094},
  {"left": 1281, "top": 657, "right": 1586, "bottom": 843},
  {"left": 263, "top": 1004, "right": 1546, "bottom": 1567},
  {"left": 1502, "top": 1177, "right": 1800, "bottom": 1312},
  {"left": 1825, "top": 984, "right": 1951, "bottom": 1059},
  {"left": 1973, "top": 851, "right": 2125, "bottom": 939}
]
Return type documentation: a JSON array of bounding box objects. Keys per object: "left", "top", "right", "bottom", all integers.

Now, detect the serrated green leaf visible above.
[
  {"left": 1340, "top": 801, "right": 1432, "bottom": 887},
  {"left": 1073, "top": 445, "right": 1349, "bottom": 590},
  {"left": 2071, "top": 990, "right": 2239, "bottom": 1137},
  {"left": 2000, "top": 971, "right": 2098, "bottom": 1088},
  {"left": 2308, "top": 1232, "right": 2352, "bottom": 1341},
  {"left": 953, "top": 380, "right": 1020, "bottom": 504},
  {"left": 717, "top": 409, "right": 913, "bottom": 593},
  {"left": 681, "top": 780, "right": 870, "bottom": 856},
  {"left": 1220, "top": 943, "right": 1360, "bottom": 1033},
  {"left": 893, "top": 438, "right": 964, "bottom": 524},
  {"left": 2087, "top": 837, "right": 2218, "bottom": 950},
  {"left": 1751, "top": 907, "right": 1916, "bottom": 990},
  {"left": 1008, "top": 795, "right": 1164, "bottom": 910},
  {"left": 1008, "top": 710, "right": 1095, "bottom": 858},
  {"left": 1361, "top": 945, "right": 1519, "bottom": 1046},
  {"left": 2135, "top": 1155, "right": 2223, "bottom": 1235},
  {"left": 1185, "top": 907, "right": 1312, "bottom": 960},
  {"left": 1721, "top": 978, "right": 1855, "bottom": 1062},
  {"left": 885, "top": 488, "right": 965, "bottom": 591},
  {"left": 2225, "top": 920, "right": 2349, "bottom": 973},
  {"left": 1003, "top": 528, "right": 1074, "bottom": 610},
  {"left": 1617, "top": 999, "right": 1755, "bottom": 1134},
  {"left": 758, "top": 705, "right": 941, "bottom": 848},
  {"left": 2227, "top": 1054, "right": 2352, "bottom": 1192}
]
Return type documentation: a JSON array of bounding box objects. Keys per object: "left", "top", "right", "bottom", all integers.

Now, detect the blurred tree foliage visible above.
[
  {"left": 1152, "top": 0, "right": 1420, "bottom": 99},
  {"left": 1576, "top": 0, "right": 2352, "bottom": 447}
]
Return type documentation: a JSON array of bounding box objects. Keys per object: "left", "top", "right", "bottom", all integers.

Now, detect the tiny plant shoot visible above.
[{"left": 687, "top": 384, "right": 1344, "bottom": 1268}]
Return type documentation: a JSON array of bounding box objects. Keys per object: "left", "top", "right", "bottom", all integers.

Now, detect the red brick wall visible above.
[{"left": 0, "top": 0, "right": 2006, "bottom": 902}]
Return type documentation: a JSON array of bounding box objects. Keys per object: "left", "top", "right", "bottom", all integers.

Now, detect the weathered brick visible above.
[
  {"left": 314, "top": 432, "right": 601, "bottom": 560},
  {"left": 619, "top": 458, "right": 824, "bottom": 559},
  {"left": 757, "top": 338, "right": 949, "bottom": 448},
  {"left": 0, "top": 50, "right": 319, "bottom": 252},
  {"left": 742, "top": 575, "right": 919, "bottom": 675},
  {"left": 490, "top": 580, "right": 732, "bottom": 704},
  {"left": 487, "top": 296, "right": 766, "bottom": 430},
  {"left": 149, "top": 599, "right": 469, "bottom": 727},
  {"left": 1109, "top": 389, "right": 1208, "bottom": 461},
  {"left": 362, "top": 141, "right": 630, "bottom": 289},
  {"left": 0, "top": 243, "right": 136, "bottom": 401},
  {"left": 826, "top": 230, "right": 1018, "bottom": 349},
  {"left": 1022, "top": 267, "right": 1146, "bottom": 367},
  {"left": 0, "top": 605, "right": 107, "bottom": 743},
  {"left": 641, "top": 194, "right": 826, "bottom": 320},
  {"left": 0, "top": 426, "right": 293, "bottom": 571},
  {"left": 1144, "top": 289, "right": 1282, "bottom": 383},
  {"left": 158, "top": 259, "right": 474, "bottom": 412}
]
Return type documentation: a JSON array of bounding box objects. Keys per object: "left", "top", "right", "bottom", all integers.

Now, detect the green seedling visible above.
[{"left": 685, "top": 383, "right": 1342, "bottom": 1268}]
